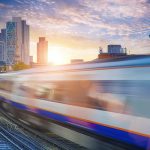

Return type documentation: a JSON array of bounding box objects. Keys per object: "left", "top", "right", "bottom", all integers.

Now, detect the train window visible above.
[
  {"left": 36, "top": 82, "right": 65, "bottom": 102},
  {"left": 17, "top": 82, "right": 36, "bottom": 98},
  {"left": 62, "top": 80, "right": 126, "bottom": 110},
  {"left": 86, "top": 80, "right": 150, "bottom": 118},
  {"left": 87, "top": 81, "right": 128, "bottom": 113},
  {"left": 122, "top": 80, "right": 150, "bottom": 118},
  {"left": 53, "top": 80, "right": 92, "bottom": 107},
  {"left": 31, "top": 81, "right": 88, "bottom": 105},
  {"left": 23, "top": 80, "right": 128, "bottom": 113},
  {"left": 15, "top": 80, "right": 150, "bottom": 118},
  {"left": 17, "top": 81, "right": 90, "bottom": 105},
  {"left": 35, "top": 87, "right": 50, "bottom": 100},
  {"left": 52, "top": 82, "right": 66, "bottom": 102},
  {"left": 16, "top": 81, "right": 55, "bottom": 100},
  {"left": 38, "top": 80, "right": 116, "bottom": 108}
]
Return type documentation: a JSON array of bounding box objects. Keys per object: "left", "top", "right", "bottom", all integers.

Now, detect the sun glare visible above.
[{"left": 48, "top": 46, "right": 68, "bottom": 65}]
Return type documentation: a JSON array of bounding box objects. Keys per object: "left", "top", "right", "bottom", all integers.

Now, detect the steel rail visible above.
[
  {"left": 0, "top": 132, "right": 23, "bottom": 150},
  {"left": 0, "top": 126, "right": 37, "bottom": 150},
  {"left": 0, "top": 109, "right": 86, "bottom": 150}
]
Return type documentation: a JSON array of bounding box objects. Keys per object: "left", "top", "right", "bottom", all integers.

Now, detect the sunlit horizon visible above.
[{"left": 48, "top": 46, "right": 70, "bottom": 65}]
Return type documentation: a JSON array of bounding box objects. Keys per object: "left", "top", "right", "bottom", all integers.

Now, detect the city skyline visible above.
[{"left": 0, "top": 0, "right": 150, "bottom": 64}]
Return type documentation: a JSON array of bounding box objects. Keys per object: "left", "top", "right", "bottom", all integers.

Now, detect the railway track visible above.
[
  {"left": 0, "top": 108, "right": 141, "bottom": 150},
  {"left": 0, "top": 109, "right": 87, "bottom": 150}
]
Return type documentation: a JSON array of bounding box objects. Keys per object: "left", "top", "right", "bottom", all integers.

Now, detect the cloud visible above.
[
  {"left": 0, "top": 3, "right": 13, "bottom": 9},
  {"left": 82, "top": 0, "right": 150, "bottom": 18},
  {"left": 0, "top": 0, "right": 149, "bottom": 59}
]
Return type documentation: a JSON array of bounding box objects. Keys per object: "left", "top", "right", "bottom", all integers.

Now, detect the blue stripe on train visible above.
[
  {"left": 37, "top": 107, "right": 149, "bottom": 149},
  {"left": 93, "top": 123, "right": 149, "bottom": 149},
  {"left": 1, "top": 98, "right": 149, "bottom": 149},
  {"left": 0, "top": 96, "right": 11, "bottom": 103},
  {"left": 11, "top": 101, "right": 28, "bottom": 110}
]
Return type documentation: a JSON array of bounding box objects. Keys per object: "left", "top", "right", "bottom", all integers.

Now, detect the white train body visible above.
[{"left": 0, "top": 56, "right": 150, "bottom": 149}]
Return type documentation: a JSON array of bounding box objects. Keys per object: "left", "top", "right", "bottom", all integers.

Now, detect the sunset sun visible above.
[{"left": 48, "top": 46, "right": 67, "bottom": 65}]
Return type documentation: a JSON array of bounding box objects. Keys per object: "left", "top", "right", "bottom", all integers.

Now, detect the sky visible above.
[{"left": 0, "top": 0, "right": 150, "bottom": 64}]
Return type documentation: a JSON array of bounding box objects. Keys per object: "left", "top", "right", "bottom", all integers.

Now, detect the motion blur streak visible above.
[{"left": 0, "top": 56, "right": 150, "bottom": 149}]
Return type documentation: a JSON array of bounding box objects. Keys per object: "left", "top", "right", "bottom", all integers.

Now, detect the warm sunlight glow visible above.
[{"left": 48, "top": 46, "right": 69, "bottom": 65}]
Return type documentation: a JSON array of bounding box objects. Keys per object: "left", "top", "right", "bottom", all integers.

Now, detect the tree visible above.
[{"left": 12, "top": 62, "right": 30, "bottom": 71}]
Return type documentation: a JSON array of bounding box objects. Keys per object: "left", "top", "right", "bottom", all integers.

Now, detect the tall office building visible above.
[
  {"left": 0, "top": 29, "right": 6, "bottom": 42},
  {"left": 0, "top": 42, "right": 5, "bottom": 61},
  {"left": 6, "top": 22, "right": 17, "bottom": 64},
  {"left": 0, "top": 29, "right": 6, "bottom": 62},
  {"left": 108, "top": 45, "right": 122, "bottom": 54},
  {"left": 12, "top": 17, "right": 22, "bottom": 63},
  {"left": 22, "top": 20, "right": 29, "bottom": 64},
  {"left": 37, "top": 37, "right": 48, "bottom": 64},
  {"left": 6, "top": 17, "right": 30, "bottom": 65}
]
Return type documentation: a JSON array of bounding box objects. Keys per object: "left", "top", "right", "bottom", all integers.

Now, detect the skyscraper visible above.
[
  {"left": 0, "top": 29, "right": 6, "bottom": 42},
  {"left": 6, "top": 22, "right": 17, "bottom": 64},
  {"left": 0, "top": 29, "right": 6, "bottom": 62},
  {"left": 22, "top": 20, "right": 29, "bottom": 64},
  {"left": 12, "top": 17, "right": 22, "bottom": 63},
  {"left": 6, "top": 17, "right": 30, "bottom": 65},
  {"left": 37, "top": 37, "right": 48, "bottom": 64},
  {"left": 0, "top": 41, "right": 5, "bottom": 62}
]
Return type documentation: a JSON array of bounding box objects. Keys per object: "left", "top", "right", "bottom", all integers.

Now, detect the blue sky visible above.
[{"left": 0, "top": 0, "right": 150, "bottom": 64}]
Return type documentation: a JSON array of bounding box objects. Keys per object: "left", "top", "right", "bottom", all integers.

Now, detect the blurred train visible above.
[{"left": 0, "top": 55, "right": 150, "bottom": 149}]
